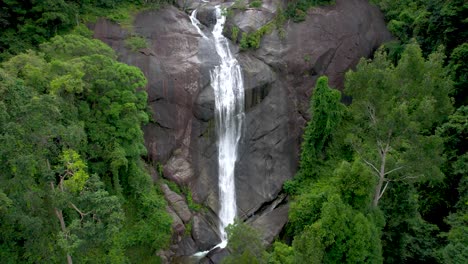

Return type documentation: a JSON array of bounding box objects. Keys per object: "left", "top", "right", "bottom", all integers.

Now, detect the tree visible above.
[
  {"left": 0, "top": 33, "right": 171, "bottom": 262},
  {"left": 292, "top": 195, "right": 382, "bottom": 264},
  {"left": 344, "top": 43, "right": 453, "bottom": 207},
  {"left": 299, "top": 76, "right": 345, "bottom": 176},
  {"left": 222, "top": 220, "right": 267, "bottom": 264},
  {"left": 449, "top": 44, "right": 468, "bottom": 106}
]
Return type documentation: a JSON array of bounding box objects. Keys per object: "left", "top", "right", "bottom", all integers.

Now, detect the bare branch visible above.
[
  {"left": 69, "top": 202, "right": 91, "bottom": 221},
  {"left": 378, "top": 181, "right": 390, "bottom": 200},
  {"left": 384, "top": 166, "right": 405, "bottom": 176},
  {"left": 395, "top": 175, "right": 419, "bottom": 181},
  {"left": 367, "top": 104, "right": 377, "bottom": 125},
  {"left": 362, "top": 158, "right": 380, "bottom": 175}
]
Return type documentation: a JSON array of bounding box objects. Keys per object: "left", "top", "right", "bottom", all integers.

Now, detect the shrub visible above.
[
  {"left": 125, "top": 36, "right": 148, "bottom": 52},
  {"left": 249, "top": 0, "right": 262, "bottom": 8}
]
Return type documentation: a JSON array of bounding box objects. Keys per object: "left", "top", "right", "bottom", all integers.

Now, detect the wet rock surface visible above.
[{"left": 92, "top": 0, "right": 391, "bottom": 262}]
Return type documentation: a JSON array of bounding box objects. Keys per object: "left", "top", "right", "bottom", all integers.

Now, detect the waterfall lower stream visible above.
[{"left": 190, "top": 5, "right": 245, "bottom": 256}]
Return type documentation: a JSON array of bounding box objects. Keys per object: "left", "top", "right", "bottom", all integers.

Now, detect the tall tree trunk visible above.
[
  {"left": 373, "top": 146, "right": 388, "bottom": 207},
  {"left": 51, "top": 182, "right": 73, "bottom": 264}
]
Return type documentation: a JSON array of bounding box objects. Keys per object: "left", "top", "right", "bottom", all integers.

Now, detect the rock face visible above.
[{"left": 92, "top": 0, "right": 391, "bottom": 262}]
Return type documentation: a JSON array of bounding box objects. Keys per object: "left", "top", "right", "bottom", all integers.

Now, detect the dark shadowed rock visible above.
[
  {"left": 196, "top": 5, "right": 217, "bottom": 28},
  {"left": 192, "top": 212, "right": 222, "bottom": 250},
  {"left": 205, "top": 247, "right": 229, "bottom": 264},
  {"left": 172, "top": 236, "right": 198, "bottom": 256},
  {"left": 251, "top": 204, "right": 289, "bottom": 244},
  {"left": 238, "top": 53, "right": 276, "bottom": 110}
]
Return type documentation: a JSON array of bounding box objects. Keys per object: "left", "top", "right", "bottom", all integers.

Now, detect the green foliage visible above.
[
  {"left": 231, "top": 0, "right": 248, "bottom": 11},
  {"left": 285, "top": 41, "right": 458, "bottom": 263},
  {"left": 372, "top": 0, "right": 467, "bottom": 56},
  {"left": 125, "top": 35, "right": 149, "bottom": 52},
  {"left": 0, "top": 33, "right": 171, "bottom": 263},
  {"left": 285, "top": 0, "right": 335, "bottom": 22},
  {"left": 292, "top": 195, "right": 382, "bottom": 263},
  {"left": 186, "top": 189, "right": 202, "bottom": 212},
  {"left": 299, "top": 76, "right": 345, "bottom": 176},
  {"left": 371, "top": 0, "right": 468, "bottom": 104},
  {"left": 223, "top": 220, "right": 267, "bottom": 264},
  {"left": 231, "top": 26, "right": 240, "bottom": 42},
  {"left": 0, "top": 0, "right": 171, "bottom": 61},
  {"left": 288, "top": 179, "right": 333, "bottom": 236},
  {"left": 60, "top": 149, "right": 90, "bottom": 194},
  {"left": 335, "top": 159, "right": 375, "bottom": 210},
  {"left": 237, "top": 10, "right": 286, "bottom": 50},
  {"left": 379, "top": 183, "right": 440, "bottom": 263},
  {"left": 267, "top": 242, "right": 294, "bottom": 264},
  {"left": 441, "top": 176, "right": 468, "bottom": 264},
  {"left": 345, "top": 43, "right": 452, "bottom": 205},
  {"left": 450, "top": 44, "right": 468, "bottom": 106},
  {"left": 249, "top": 1, "right": 262, "bottom": 8}
]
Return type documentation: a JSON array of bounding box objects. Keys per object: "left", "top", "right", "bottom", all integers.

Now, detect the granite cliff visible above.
[{"left": 91, "top": 0, "right": 391, "bottom": 262}]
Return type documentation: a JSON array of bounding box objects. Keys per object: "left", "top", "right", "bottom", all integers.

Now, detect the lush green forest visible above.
[
  {"left": 0, "top": 1, "right": 174, "bottom": 263},
  {"left": 0, "top": 0, "right": 466, "bottom": 263},
  {"left": 224, "top": 1, "right": 467, "bottom": 264}
]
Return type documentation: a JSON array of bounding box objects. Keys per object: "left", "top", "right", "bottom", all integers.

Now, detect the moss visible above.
[
  {"left": 249, "top": 0, "right": 262, "bottom": 8},
  {"left": 236, "top": 9, "right": 286, "bottom": 50},
  {"left": 186, "top": 189, "right": 202, "bottom": 212},
  {"left": 285, "top": 0, "right": 335, "bottom": 23},
  {"left": 232, "top": 0, "right": 248, "bottom": 10},
  {"left": 231, "top": 26, "right": 240, "bottom": 42},
  {"left": 163, "top": 179, "right": 183, "bottom": 195},
  {"left": 125, "top": 35, "right": 148, "bottom": 52},
  {"left": 184, "top": 220, "right": 193, "bottom": 236}
]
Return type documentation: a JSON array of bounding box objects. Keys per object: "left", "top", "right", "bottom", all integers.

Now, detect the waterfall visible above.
[
  {"left": 189, "top": 10, "right": 208, "bottom": 39},
  {"left": 211, "top": 6, "right": 244, "bottom": 248},
  {"left": 190, "top": 6, "right": 245, "bottom": 251}
]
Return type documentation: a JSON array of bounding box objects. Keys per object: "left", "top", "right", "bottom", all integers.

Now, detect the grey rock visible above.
[
  {"left": 251, "top": 204, "right": 289, "bottom": 245},
  {"left": 232, "top": 9, "right": 275, "bottom": 33},
  {"left": 192, "top": 212, "right": 222, "bottom": 251},
  {"left": 236, "top": 80, "right": 298, "bottom": 218},
  {"left": 196, "top": 6, "right": 217, "bottom": 28},
  {"left": 167, "top": 206, "right": 186, "bottom": 236},
  {"left": 161, "top": 184, "right": 192, "bottom": 223},
  {"left": 164, "top": 151, "right": 195, "bottom": 185},
  {"left": 173, "top": 236, "right": 199, "bottom": 258},
  {"left": 238, "top": 53, "right": 276, "bottom": 110},
  {"left": 205, "top": 247, "right": 229, "bottom": 264}
]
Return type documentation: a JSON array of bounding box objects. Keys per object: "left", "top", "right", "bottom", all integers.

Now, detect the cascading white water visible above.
[
  {"left": 211, "top": 6, "right": 244, "bottom": 248},
  {"left": 189, "top": 9, "right": 208, "bottom": 39},
  {"left": 189, "top": 6, "right": 244, "bottom": 251}
]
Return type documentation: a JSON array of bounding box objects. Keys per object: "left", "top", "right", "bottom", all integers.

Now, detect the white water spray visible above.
[
  {"left": 211, "top": 6, "right": 244, "bottom": 248},
  {"left": 189, "top": 9, "right": 208, "bottom": 39},
  {"left": 189, "top": 6, "right": 244, "bottom": 251}
]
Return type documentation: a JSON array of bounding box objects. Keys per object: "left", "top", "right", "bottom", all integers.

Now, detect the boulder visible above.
[
  {"left": 161, "top": 184, "right": 192, "bottom": 223},
  {"left": 164, "top": 151, "right": 195, "bottom": 185},
  {"left": 251, "top": 204, "right": 289, "bottom": 245},
  {"left": 192, "top": 212, "right": 222, "bottom": 250},
  {"left": 167, "top": 206, "right": 186, "bottom": 237}
]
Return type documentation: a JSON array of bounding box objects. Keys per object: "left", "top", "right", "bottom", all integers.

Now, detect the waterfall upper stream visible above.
[{"left": 190, "top": 5, "right": 245, "bottom": 252}]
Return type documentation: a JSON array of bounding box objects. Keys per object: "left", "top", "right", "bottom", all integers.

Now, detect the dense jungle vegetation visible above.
[
  {"left": 0, "top": 0, "right": 466, "bottom": 263},
  {"left": 225, "top": 1, "right": 467, "bottom": 264},
  {"left": 0, "top": 1, "right": 174, "bottom": 263}
]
